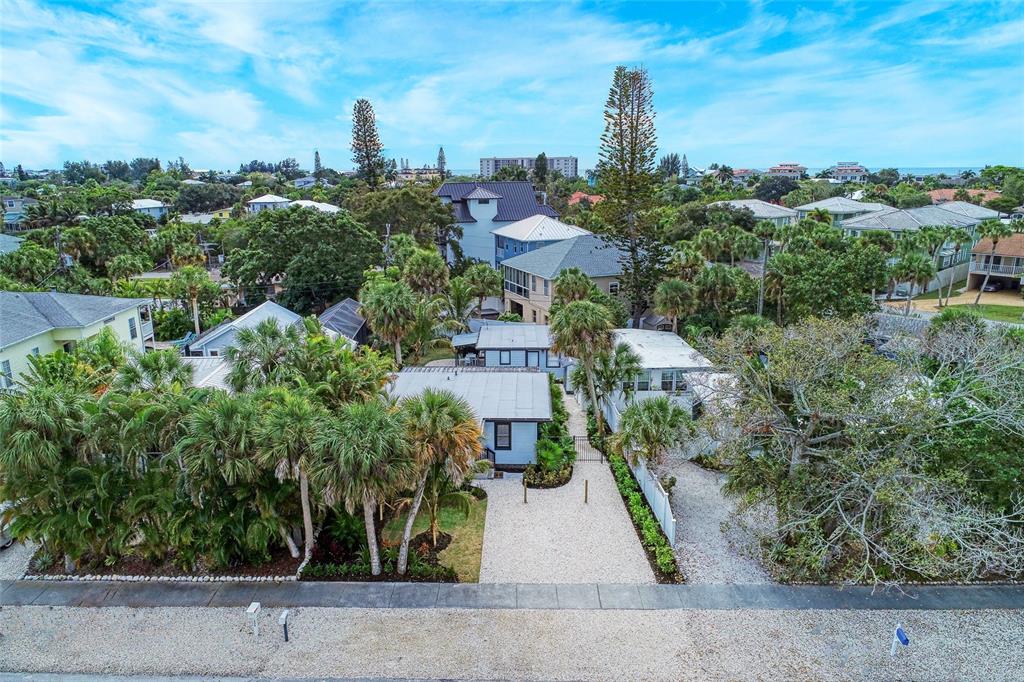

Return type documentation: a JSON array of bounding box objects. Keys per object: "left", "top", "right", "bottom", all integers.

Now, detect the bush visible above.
[{"left": 608, "top": 453, "right": 680, "bottom": 580}]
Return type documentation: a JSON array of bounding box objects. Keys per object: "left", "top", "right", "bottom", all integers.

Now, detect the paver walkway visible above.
[
  {"left": 2, "top": 578, "right": 1022, "bottom": 610},
  {"left": 476, "top": 386, "right": 653, "bottom": 584}
]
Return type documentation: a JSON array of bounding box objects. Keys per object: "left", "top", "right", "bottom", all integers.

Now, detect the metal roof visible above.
[
  {"left": 434, "top": 181, "right": 558, "bottom": 222},
  {"left": 180, "top": 356, "right": 232, "bottom": 391},
  {"left": 131, "top": 198, "right": 166, "bottom": 209},
  {"left": 290, "top": 199, "right": 341, "bottom": 213},
  {"left": 709, "top": 199, "right": 797, "bottom": 220},
  {"left": 500, "top": 234, "right": 624, "bottom": 279},
  {"left": 842, "top": 206, "right": 979, "bottom": 231},
  {"left": 476, "top": 323, "right": 552, "bottom": 350},
  {"left": 490, "top": 215, "right": 591, "bottom": 242},
  {"left": 0, "top": 233, "right": 23, "bottom": 255},
  {"left": 931, "top": 201, "right": 1002, "bottom": 220},
  {"left": 795, "top": 197, "right": 889, "bottom": 213},
  {"left": 464, "top": 187, "right": 503, "bottom": 200},
  {"left": 612, "top": 329, "right": 713, "bottom": 370},
  {"left": 189, "top": 300, "right": 302, "bottom": 349},
  {"left": 318, "top": 297, "right": 366, "bottom": 340},
  {"left": 389, "top": 367, "right": 552, "bottom": 422},
  {"left": 0, "top": 292, "right": 148, "bottom": 350},
  {"left": 247, "top": 194, "right": 290, "bottom": 204}
]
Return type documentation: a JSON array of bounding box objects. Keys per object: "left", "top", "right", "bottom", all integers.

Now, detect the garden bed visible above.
[
  {"left": 26, "top": 546, "right": 302, "bottom": 582},
  {"left": 524, "top": 463, "right": 573, "bottom": 488},
  {"left": 609, "top": 454, "right": 683, "bottom": 584}
]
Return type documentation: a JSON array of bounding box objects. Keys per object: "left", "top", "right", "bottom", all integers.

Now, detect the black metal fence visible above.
[{"left": 573, "top": 435, "right": 604, "bottom": 462}]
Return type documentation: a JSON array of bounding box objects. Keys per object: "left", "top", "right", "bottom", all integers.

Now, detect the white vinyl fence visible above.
[{"left": 627, "top": 456, "right": 677, "bottom": 546}]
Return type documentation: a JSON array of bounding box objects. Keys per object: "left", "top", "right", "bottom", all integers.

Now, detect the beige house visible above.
[
  {"left": 499, "top": 234, "right": 624, "bottom": 324},
  {"left": 0, "top": 291, "right": 153, "bottom": 389}
]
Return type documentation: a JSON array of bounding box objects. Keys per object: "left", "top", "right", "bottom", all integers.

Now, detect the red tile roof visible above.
[
  {"left": 568, "top": 191, "right": 604, "bottom": 206},
  {"left": 972, "top": 231, "right": 1024, "bottom": 258},
  {"left": 928, "top": 189, "right": 1002, "bottom": 204}
]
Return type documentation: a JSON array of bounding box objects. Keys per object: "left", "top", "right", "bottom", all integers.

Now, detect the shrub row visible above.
[{"left": 609, "top": 454, "right": 680, "bottom": 580}]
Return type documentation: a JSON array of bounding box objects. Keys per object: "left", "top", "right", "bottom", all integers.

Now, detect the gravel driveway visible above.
[
  {"left": 3, "top": 605, "right": 1022, "bottom": 680},
  {"left": 668, "top": 460, "right": 772, "bottom": 584},
  {"left": 0, "top": 542, "right": 35, "bottom": 580},
  {"left": 478, "top": 462, "right": 654, "bottom": 584}
]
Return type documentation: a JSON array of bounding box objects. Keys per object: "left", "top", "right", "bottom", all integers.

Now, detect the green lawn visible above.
[
  {"left": 413, "top": 346, "right": 456, "bottom": 365},
  {"left": 947, "top": 304, "right": 1024, "bottom": 324},
  {"left": 916, "top": 279, "right": 966, "bottom": 301},
  {"left": 383, "top": 496, "right": 487, "bottom": 582}
]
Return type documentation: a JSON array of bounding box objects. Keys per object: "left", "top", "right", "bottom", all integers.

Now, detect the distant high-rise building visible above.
[{"left": 480, "top": 156, "right": 579, "bottom": 179}]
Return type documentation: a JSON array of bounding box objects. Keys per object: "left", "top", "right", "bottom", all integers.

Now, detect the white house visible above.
[
  {"left": 433, "top": 181, "right": 559, "bottom": 264},
  {"left": 131, "top": 199, "right": 168, "bottom": 219},
  {"left": 598, "top": 329, "right": 716, "bottom": 430},
  {"left": 246, "top": 194, "right": 292, "bottom": 213},
  {"left": 185, "top": 301, "right": 302, "bottom": 357},
  {"left": 290, "top": 199, "right": 341, "bottom": 213}
]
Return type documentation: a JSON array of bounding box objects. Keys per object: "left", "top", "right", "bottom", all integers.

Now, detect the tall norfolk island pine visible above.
[{"left": 351, "top": 98, "right": 386, "bottom": 190}]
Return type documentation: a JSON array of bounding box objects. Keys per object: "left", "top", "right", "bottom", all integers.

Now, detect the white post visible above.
[
  {"left": 890, "top": 623, "right": 900, "bottom": 657},
  {"left": 247, "top": 602, "right": 262, "bottom": 637}
]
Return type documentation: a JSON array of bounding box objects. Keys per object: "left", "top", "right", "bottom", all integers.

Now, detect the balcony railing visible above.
[
  {"left": 141, "top": 320, "right": 154, "bottom": 339},
  {"left": 970, "top": 262, "right": 1024, "bottom": 276}
]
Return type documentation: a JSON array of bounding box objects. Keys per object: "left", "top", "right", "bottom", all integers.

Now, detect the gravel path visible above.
[
  {"left": 667, "top": 461, "right": 772, "bottom": 584},
  {"left": 477, "top": 461, "right": 654, "bottom": 584},
  {"left": 2, "top": 605, "right": 1022, "bottom": 680},
  {"left": 0, "top": 542, "right": 35, "bottom": 580}
]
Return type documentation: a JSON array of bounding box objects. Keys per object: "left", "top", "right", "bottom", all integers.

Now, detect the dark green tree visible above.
[
  {"left": 351, "top": 98, "right": 386, "bottom": 189},
  {"left": 533, "top": 153, "right": 548, "bottom": 184}
]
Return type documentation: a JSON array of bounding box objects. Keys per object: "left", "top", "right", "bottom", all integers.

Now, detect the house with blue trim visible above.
[
  {"left": 453, "top": 323, "right": 566, "bottom": 378},
  {"left": 185, "top": 300, "right": 302, "bottom": 357},
  {"left": 491, "top": 214, "right": 591, "bottom": 267},
  {"left": 433, "top": 181, "right": 558, "bottom": 264},
  {"left": 389, "top": 367, "right": 552, "bottom": 467}
]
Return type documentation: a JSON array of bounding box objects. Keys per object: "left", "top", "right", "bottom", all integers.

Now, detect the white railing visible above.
[
  {"left": 970, "top": 262, "right": 1024, "bottom": 276},
  {"left": 141, "top": 320, "right": 154, "bottom": 339}
]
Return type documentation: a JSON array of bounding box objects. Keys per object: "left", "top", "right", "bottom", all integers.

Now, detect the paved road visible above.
[{"left": 2, "top": 578, "right": 1022, "bottom": 610}]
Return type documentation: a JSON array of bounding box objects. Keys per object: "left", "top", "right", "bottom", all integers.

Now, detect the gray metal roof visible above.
[
  {"left": 434, "top": 181, "right": 558, "bottom": 222},
  {"left": 0, "top": 291, "right": 148, "bottom": 350},
  {"left": 795, "top": 197, "right": 889, "bottom": 214},
  {"left": 189, "top": 300, "right": 302, "bottom": 349},
  {"left": 318, "top": 297, "right": 366, "bottom": 340},
  {"left": 931, "top": 201, "right": 1002, "bottom": 220},
  {"left": 476, "top": 323, "right": 552, "bottom": 350},
  {"left": 180, "top": 356, "right": 232, "bottom": 391},
  {"left": 490, "top": 215, "right": 591, "bottom": 242},
  {"left": 709, "top": 199, "right": 797, "bottom": 220},
  {"left": 612, "top": 329, "right": 713, "bottom": 370},
  {"left": 500, "top": 234, "right": 624, "bottom": 279},
  {"left": 842, "top": 206, "right": 979, "bottom": 231},
  {"left": 0, "top": 233, "right": 23, "bottom": 255},
  {"left": 389, "top": 367, "right": 552, "bottom": 422}
]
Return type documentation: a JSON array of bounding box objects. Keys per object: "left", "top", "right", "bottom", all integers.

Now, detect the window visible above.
[
  {"left": 531, "top": 276, "right": 537, "bottom": 292},
  {"left": 674, "top": 370, "right": 688, "bottom": 392},
  {"left": 477, "top": 199, "right": 490, "bottom": 205},
  {"left": 531, "top": 309, "right": 537, "bottom": 322},
  {"left": 636, "top": 370, "right": 650, "bottom": 391},
  {"left": 543, "top": 279, "right": 549, "bottom": 296},
  {"left": 503, "top": 266, "right": 531, "bottom": 298},
  {"left": 661, "top": 372, "right": 674, "bottom": 391},
  {"left": 527, "top": 351, "right": 539, "bottom": 367},
  {"left": 546, "top": 353, "right": 560, "bottom": 368},
  {"left": 494, "top": 422, "right": 512, "bottom": 450},
  {"left": 128, "top": 317, "right": 138, "bottom": 339},
  {"left": 609, "top": 282, "right": 620, "bottom": 294},
  {"left": 499, "top": 350, "right": 511, "bottom": 365},
  {"left": 209, "top": 350, "right": 219, "bottom": 357},
  {"left": 0, "top": 360, "right": 11, "bottom": 389}
]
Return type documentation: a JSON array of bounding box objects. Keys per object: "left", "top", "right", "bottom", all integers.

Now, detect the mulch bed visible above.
[
  {"left": 302, "top": 530, "right": 457, "bottom": 583},
  {"left": 28, "top": 546, "right": 302, "bottom": 579}
]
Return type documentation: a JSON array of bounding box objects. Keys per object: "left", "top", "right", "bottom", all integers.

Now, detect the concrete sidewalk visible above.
[{"left": 2, "top": 578, "right": 1022, "bottom": 610}]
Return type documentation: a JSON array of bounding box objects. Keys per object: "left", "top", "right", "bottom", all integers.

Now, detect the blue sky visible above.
[{"left": 1, "top": 0, "right": 1022, "bottom": 172}]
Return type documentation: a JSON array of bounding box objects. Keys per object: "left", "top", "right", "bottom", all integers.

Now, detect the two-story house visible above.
[
  {"left": 794, "top": 196, "right": 889, "bottom": 224},
  {"left": 131, "top": 199, "right": 168, "bottom": 220},
  {"left": 389, "top": 367, "right": 552, "bottom": 468},
  {"left": 3, "top": 196, "right": 39, "bottom": 232},
  {"left": 499, "top": 234, "right": 625, "bottom": 324},
  {"left": 968, "top": 231, "right": 1024, "bottom": 293},
  {"left": 491, "top": 215, "right": 591, "bottom": 267},
  {"left": 833, "top": 162, "right": 869, "bottom": 183},
  {"left": 597, "top": 329, "right": 716, "bottom": 431},
  {"left": 185, "top": 301, "right": 302, "bottom": 357},
  {"left": 453, "top": 323, "right": 566, "bottom": 378},
  {"left": 246, "top": 194, "right": 292, "bottom": 213},
  {"left": 768, "top": 163, "right": 807, "bottom": 180},
  {"left": 433, "top": 181, "right": 559, "bottom": 264},
  {"left": 0, "top": 292, "right": 153, "bottom": 389}
]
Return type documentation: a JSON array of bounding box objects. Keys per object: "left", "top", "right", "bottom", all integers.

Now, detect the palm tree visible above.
[
  {"left": 552, "top": 267, "right": 594, "bottom": 303},
  {"left": 440, "top": 276, "right": 476, "bottom": 332},
  {"left": 225, "top": 318, "right": 302, "bottom": 392},
  {"left": 807, "top": 208, "right": 833, "bottom": 225},
  {"left": 588, "top": 342, "right": 642, "bottom": 421},
  {"left": 256, "top": 389, "right": 326, "bottom": 560},
  {"left": 396, "top": 389, "right": 481, "bottom": 573},
  {"left": 895, "top": 252, "right": 936, "bottom": 315},
  {"left": 668, "top": 243, "right": 703, "bottom": 280},
  {"left": 107, "top": 254, "right": 151, "bottom": 283},
  {"left": 402, "top": 248, "right": 449, "bottom": 297},
  {"left": 550, "top": 300, "right": 612, "bottom": 433},
  {"left": 614, "top": 396, "right": 690, "bottom": 470},
  {"left": 973, "top": 220, "right": 1015, "bottom": 305},
  {"left": 176, "top": 393, "right": 262, "bottom": 498},
  {"left": 653, "top": 278, "right": 696, "bottom": 334},
  {"left": 359, "top": 278, "right": 417, "bottom": 366},
  {"left": 114, "top": 349, "right": 193, "bottom": 393},
  {"left": 463, "top": 263, "right": 502, "bottom": 316},
  {"left": 169, "top": 265, "right": 215, "bottom": 335},
  {"left": 940, "top": 227, "right": 974, "bottom": 307},
  {"left": 753, "top": 221, "right": 776, "bottom": 316},
  {"left": 693, "top": 228, "right": 723, "bottom": 262},
  {"left": 312, "top": 400, "right": 414, "bottom": 576}
]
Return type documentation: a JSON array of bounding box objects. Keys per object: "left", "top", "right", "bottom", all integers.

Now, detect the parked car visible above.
[{"left": 982, "top": 280, "right": 1005, "bottom": 292}]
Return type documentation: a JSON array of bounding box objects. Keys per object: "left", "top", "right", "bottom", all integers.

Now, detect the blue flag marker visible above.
[{"left": 891, "top": 624, "right": 910, "bottom": 657}]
